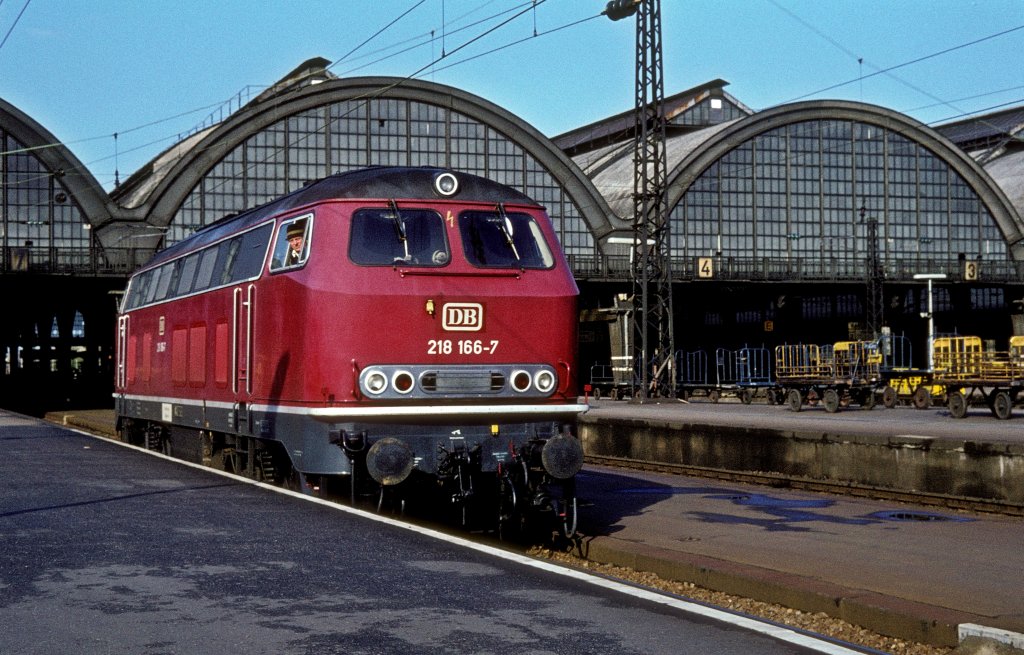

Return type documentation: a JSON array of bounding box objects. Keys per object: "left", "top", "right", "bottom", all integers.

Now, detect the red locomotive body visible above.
[{"left": 115, "top": 167, "right": 587, "bottom": 534}]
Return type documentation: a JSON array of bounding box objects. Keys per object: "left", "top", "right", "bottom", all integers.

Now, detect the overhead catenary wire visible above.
[
  {"left": 130, "top": 1, "right": 563, "bottom": 195},
  {"left": 325, "top": 0, "right": 428, "bottom": 73},
  {"left": 333, "top": 2, "right": 536, "bottom": 76},
  {"left": 1, "top": 3, "right": 1020, "bottom": 193},
  {"left": 764, "top": 0, "right": 1024, "bottom": 141},
  {"left": 903, "top": 85, "right": 1024, "bottom": 114},
  {"left": 195, "top": 1, "right": 553, "bottom": 197},
  {"left": 191, "top": 0, "right": 555, "bottom": 199},
  {"left": 0, "top": 0, "right": 559, "bottom": 190},
  {"left": 0, "top": 0, "right": 31, "bottom": 54},
  {"left": 781, "top": 23, "right": 1024, "bottom": 105}
]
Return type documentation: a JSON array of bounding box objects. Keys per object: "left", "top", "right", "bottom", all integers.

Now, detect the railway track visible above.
[{"left": 585, "top": 454, "right": 1024, "bottom": 517}]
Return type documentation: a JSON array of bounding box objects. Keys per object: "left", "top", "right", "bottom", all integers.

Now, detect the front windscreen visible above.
[
  {"left": 349, "top": 208, "right": 450, "bottom": 266},
  {"left": 459, "top": 210, "right": 554, "bottom": 269}
]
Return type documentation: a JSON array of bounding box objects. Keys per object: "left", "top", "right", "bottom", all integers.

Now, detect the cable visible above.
[
  {"left": 334, "top": 2, "right": 534, "bottom": 76},
  {"left": 929, "top": 97, "right": 1024, "bottom": 126},
  {"left": 903, "top": 85, "right": 1024, "bottom": 113},
  {"left": 4, "top": 0, "right": 465, "bottom": 189},
  {"left": 422, "top": 13, "right": 601, "bottom": 77},
  {"left": 760, "top": 5, "right": 1024, "bottom": 143},
  {"left": 0, "top": 0, "right": 30, "bottom": 53},
  {"left": 325, "top": 0, "right": 427, "bottom": 72},
  {"left": 88, "top": 1, "right": 566, "bottom": 194},
  {"left": 781, "top": 24, "right": 1024, "bottom": 104}
]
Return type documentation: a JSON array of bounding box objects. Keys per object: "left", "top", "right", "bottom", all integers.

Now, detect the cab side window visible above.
[{"left": 271, "top": 215, "right": 312, "bottom": 271}]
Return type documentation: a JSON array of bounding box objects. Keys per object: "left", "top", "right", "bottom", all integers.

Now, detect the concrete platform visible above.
[
  {"left": 576, "top": 463, "right": 1024, "bottom": 649},
  {"left": 43, "top": 405, "right": 1024, "bottom": 649},
  {"left": 579, "top": 399, "right": 1024, "bottom": 505}
]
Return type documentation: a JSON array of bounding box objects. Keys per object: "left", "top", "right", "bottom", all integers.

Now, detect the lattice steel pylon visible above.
[
  {"left": 860, "top": 206, "right": 884, "bottom": 338},
  {"left": 605, "top": 0, "right": 675, "bottom": 400}
]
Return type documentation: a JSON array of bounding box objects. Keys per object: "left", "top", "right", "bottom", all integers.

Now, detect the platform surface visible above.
[{"left": 42, "top": 406, "right": 1024, "bottom": 648}]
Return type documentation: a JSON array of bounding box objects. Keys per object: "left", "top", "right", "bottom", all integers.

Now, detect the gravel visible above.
[{"left": 528, "top": 547, "right": 952, "bottom": 655}]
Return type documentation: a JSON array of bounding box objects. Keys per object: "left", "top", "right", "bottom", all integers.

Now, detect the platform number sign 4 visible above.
[{"left": 698, "top": 257, "right": 714, "bottom": 279}]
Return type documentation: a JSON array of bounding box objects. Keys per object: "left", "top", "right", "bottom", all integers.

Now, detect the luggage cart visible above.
[
  {"left": 775, "top": 340, "right": 882, "bottom": 412},
  {"left": 932, "top": 336, "right": 1024, "bottom": 419}
]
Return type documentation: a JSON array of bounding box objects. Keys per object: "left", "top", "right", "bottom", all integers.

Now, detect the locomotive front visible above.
[{"left": 291, "top": 168, "right": 587, "bottom": 533}]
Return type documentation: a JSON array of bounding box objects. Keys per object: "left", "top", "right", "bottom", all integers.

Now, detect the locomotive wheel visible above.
[
  {"left": 991, "top": 390, "right": 1013, "bottom": 420},
  {"left": 948, "top": 390, "right": 968, "bottom": 419},
  {"left": 913, "top": 385, "right": 932, "bottom": 409},
  {"left": 882, "top": 386, "right": 898, "bottom": 409},
  {"left": 823, "top": 389, "right": 840, "bottom": 413},
  {"left": 786, "top": 389, "right": 802, "bottom": 412}
]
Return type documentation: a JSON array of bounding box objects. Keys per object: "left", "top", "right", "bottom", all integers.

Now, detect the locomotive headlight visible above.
[
  {"left": 392, "top": 370, "right": 415, "bottom": 394},
  {"left": 533, "top": 369, "right": 557, "bottom": 394},
  {"left": 364, "top": 370, "right": 389, "bottom": 395},
  {"left": 511, "top": 369, "right": 532, "bottom": 393},
  {"left": 434, "top": 171, "right": 459, "bottom": 197}
]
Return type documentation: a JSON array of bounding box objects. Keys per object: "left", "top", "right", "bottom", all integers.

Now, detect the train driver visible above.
[
  {"left": 285, "top": 221, "right": 306, "bottom": 266},
  {"left": 273, "top": 218, "right": 309, "bottom": 269}
]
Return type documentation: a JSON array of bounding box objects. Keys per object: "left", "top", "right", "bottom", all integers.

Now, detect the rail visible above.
[{"left": 585, "top": 453, "right": 1024, "bottom": 517}]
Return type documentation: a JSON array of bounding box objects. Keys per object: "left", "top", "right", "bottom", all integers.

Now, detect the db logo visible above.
[{"left": 442, "top": 303, "right": 484, "bottom": 332}]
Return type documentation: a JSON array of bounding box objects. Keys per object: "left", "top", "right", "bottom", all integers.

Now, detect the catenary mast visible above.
[{"left": 605, "top": 0, "right": 675, "bottom": 399}]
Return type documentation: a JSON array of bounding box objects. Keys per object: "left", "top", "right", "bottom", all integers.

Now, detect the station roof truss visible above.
[
  {"left": 574, "top": 97, "right": 1024, "bottom": 272},
  {"left": 106, "top": 64, "right": 616, "bottom": 255}
]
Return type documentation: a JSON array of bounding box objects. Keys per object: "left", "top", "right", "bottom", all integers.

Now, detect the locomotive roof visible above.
[{"left": 145, "top": 167, "right": 541, "bottom": 267}]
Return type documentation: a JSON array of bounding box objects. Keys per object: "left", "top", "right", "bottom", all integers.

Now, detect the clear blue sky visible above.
[{"left": 2, "top": 0, "right": 1022, "bottom": 191}]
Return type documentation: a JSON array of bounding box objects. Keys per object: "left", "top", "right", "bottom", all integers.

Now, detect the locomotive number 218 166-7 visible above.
[{"left": 428, "top": 339, "right": 499, "bottom": 356}]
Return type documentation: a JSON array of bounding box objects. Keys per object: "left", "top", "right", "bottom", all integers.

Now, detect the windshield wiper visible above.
[
  {"left": 388, "top": 199, "right": 411, "bottom": 262},
  {"left": 495, "top": 203, "right": 521, "bottom": 263}
]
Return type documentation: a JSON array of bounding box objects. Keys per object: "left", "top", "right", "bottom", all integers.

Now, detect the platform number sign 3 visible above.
[{"left": 964, "top": 260, "right": 980, "bottom": 281}]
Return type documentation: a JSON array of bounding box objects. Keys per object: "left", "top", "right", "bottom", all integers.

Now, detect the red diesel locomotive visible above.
[{"left": 115, "top": 166, "right": 587, "bottom": 536}]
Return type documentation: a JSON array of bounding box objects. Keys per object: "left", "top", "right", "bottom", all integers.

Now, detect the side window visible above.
[
  {"left": 175, "top": 253, "right": 200, "bottom": 296},
  {"left": 228, "top": 223, "right": 273, "bottom": 282},
  {"left": 143, "top": 269, "right": 161, "bottom": 304},
  {"left": 153, "top": 261, "right": 179, "bottom": 302},
  {"left": 271, "top": 216, "right": 312, "bottom": 271},
  {"left": 193, "top": 247, "right": 218, "bottom": 292},
  {"left": 214, "top": 238, "right": 242, "bottom": 286},
  {"left": 125, "top": 270, "right": 152, "bottom": 310},
  {"left": 123, "top": 221, "right": 274, "bottom": 310}
]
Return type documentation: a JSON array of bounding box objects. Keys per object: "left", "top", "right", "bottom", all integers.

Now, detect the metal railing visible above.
[
  {"left": 5, "top": 245, "right": 1021, "bottom": 284},
  {"left": 567, "top": 253, "right": 1023, "bottom": 283},
  {"left": 1, "top": 246, "right": 150, "bottom": 277}
]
